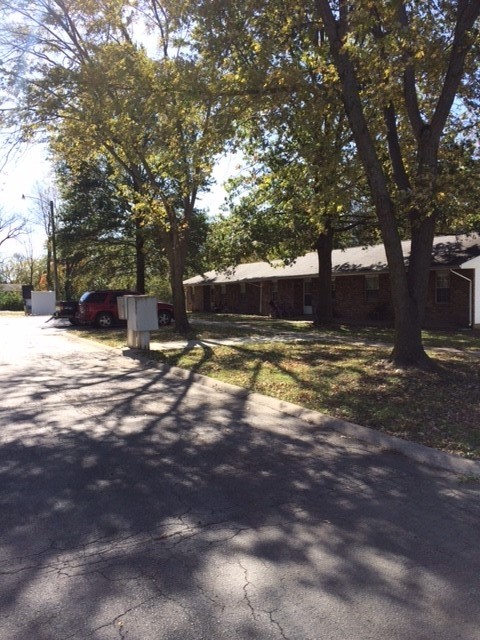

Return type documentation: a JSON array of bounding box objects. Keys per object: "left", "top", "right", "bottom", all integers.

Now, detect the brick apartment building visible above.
[{"left": 184, "top": 234, "right": 480, "bottom": 330}]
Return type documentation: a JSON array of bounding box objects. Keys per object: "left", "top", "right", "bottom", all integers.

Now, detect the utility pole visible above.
[{"left": 22, "top": 194, "right": 60, "bottom": 299}]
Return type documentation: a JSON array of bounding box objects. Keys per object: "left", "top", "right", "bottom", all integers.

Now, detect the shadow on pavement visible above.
[{"left": 0, "top": 327, "right": 479, "bottom": 639}]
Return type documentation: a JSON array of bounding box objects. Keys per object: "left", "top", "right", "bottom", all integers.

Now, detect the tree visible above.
[
  {"left": 0, "top": 243, "right": 44, "bottom": 287},
  {"left": 21, "top": 189, "right": 59, "bottom": 293},
  {"left": 315, "top": 1, "right": 480, "bottom": 367},
  {"left": 194, "top": 0, "right": 480, "bottom": 366},
  {"left": 56, "top": 158, "right": 152, "bottom": 297},
  {"left": 218, "top": 102, "right": 377, "bottom": 324},
  {"left": 1, "top": 0, "right": 237, "bottom": 333},
  {"left": 0, "top": 211, "right": 25, "bottom": 250},
  {"left": 193, "top": 0, "right": 377, "bottom": 324},
  {"left": 55, "top": 156, "right": 210, "bottom": 299}
]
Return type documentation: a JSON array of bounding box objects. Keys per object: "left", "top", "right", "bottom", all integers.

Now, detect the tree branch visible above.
[
  {"left": 430, "top": 0, "right": 480, "bottom": 142},
  {"left": 396, "top": 2, "right": 425, "bottom": 141}
]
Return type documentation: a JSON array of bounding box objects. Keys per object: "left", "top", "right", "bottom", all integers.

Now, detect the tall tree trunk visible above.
[
  {"left": 317, "top": 0, "right": 479, "bottom": 368},
  {"left": 389, "top": 290, "right": 428, "bottom": 367},
  {"left": 46, "top": 242, "right": 52, "bottom": 291},
  {"left": 389, "top": 215, "right": 436, "bottom": 367},
  {"left": 64, "top": 259, "right": 73, "bottom": 300},
  {"left": 169, "top": 265, "right": 189, "bottom": 333},
  {"left": 135, "top": 221, "right": 146, "bottom": 294},
  {"left": 163, "top": 217, "right": 190, "bottom": 335},
  {"left": 317, "top": 2, "right": 430, "bottom": 367},
  {"left": 314, "top": 228, "right": 334, "bottom": 325},
  {"left": 338, "top": 85, "right": 430, "bottom": 365}
]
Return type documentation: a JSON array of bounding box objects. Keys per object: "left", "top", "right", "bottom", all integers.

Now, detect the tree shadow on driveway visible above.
[{"left": 0, "top": 335, "right": 479, "bottom": 640}]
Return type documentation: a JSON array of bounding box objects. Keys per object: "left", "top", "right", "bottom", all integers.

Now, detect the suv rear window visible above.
[
  {"left": 80, "top": 291, "right": 108, "bottom": 303},
  {"left": 111, "top": 291, "right": 135, "bottom": 301}
]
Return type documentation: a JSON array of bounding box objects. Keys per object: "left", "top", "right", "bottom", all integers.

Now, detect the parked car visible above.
[
  {"left": 56, "top": 290, "right": 174, "bottom": 328},
  {"left": 54, "top": 299, "right": 79, "bottom": 322}
]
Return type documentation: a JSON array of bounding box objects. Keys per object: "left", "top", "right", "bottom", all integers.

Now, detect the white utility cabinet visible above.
[
  {"left": 126, "top": 295, "right": 158, "bottom": 349},
  {"left": 126, "top": 296, "right": 158, "bottom": 331},
  {"left": 31, "top": 291, "right": 56, "bottom": 315},
  {"left": 117, "top": 296, "right": 128, "bottom": 320}
]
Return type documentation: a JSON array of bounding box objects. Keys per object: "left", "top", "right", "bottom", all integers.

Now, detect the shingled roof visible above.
[{"left": 184, "top": 233, "right": 480, "bottom": 285}]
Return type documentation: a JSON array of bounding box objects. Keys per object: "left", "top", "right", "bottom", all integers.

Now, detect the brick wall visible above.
[
  {"left": 333, "top": 273, "right": 393, "bottom": 323},
  {"left": 186, "top": 269, "right": 472, "bottom": 328},
  {"left": 424, "top": 269, "right": 471, "bottom": 328},
  {"left": 186, "top": 285, "right": 204, "bottom": 312}
]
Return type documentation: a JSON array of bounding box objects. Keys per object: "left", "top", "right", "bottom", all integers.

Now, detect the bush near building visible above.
[{"left": 0, "top": 292, "right": 23, "bottom": 311}]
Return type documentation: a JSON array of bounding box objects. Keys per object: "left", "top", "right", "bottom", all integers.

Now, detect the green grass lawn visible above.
[{"left": 70, "top": 316, "right": 480, "bottom": 460}]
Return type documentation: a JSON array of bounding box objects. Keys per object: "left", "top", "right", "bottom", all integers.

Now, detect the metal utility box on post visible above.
[
  {"left": 30, "top": 291, "right": 56, "bottom": 315},
  {"left": 117, "top": 296, "right": 128, "bottom": 320},
  {"left": 125, "top": 295, "right": 158, "bottom": 350}
]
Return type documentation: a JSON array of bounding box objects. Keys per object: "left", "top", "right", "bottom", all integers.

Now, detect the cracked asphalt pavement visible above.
[{"left": 1, "top": 315, "right": 479, "bottom": 640}]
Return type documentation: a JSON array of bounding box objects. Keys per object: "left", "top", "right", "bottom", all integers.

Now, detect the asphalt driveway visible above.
[{"left": 0, "top": 314, "right": 479, "bottom": 640}]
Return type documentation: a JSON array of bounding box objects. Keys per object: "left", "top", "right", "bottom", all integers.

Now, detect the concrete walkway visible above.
[{"left": 150, "top": 319, "right": 480, "bottom": 360}]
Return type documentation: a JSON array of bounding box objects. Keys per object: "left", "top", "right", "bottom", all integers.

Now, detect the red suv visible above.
[{"left": 75, "top": 290, "right": 173, "bottom": 328}]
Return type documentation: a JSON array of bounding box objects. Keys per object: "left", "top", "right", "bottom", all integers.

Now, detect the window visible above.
[
  {"left": 304, "top": 279, "right": 312, "bottom": 307},
  {"left": 81, "top": 291, "right": 108, "bottom": 303},
  {"left": 272, "top": 279, "right": 279, "bottom": 302},
  {"left": 365, "top": 275, "right": 379, "bottom": 302},
  {"left": 436, "top": 271, "right": 450, "bottom": 303}
]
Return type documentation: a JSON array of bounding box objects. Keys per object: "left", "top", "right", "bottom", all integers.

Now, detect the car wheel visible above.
[
  {"left": 157, "top": 311, "right": 172, "bottom": 326},
  {"left": 95, "top": 312, "right": 114, "bottom": 328},
  {"left": 69, "top": 318, "right": 78, "bottom": 325}
]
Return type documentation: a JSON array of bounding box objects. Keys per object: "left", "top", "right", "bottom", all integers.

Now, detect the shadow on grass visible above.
[{"left": 151, "top": 340, "right": 480, "bottom": 458}]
